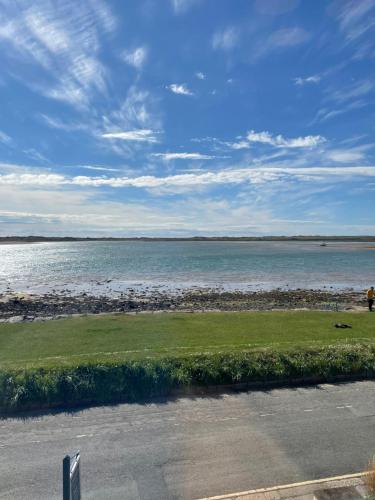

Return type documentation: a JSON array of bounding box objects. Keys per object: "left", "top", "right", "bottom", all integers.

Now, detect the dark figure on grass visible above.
[{"left": 367, "top": 286, "right": 374, "bottom": 312}]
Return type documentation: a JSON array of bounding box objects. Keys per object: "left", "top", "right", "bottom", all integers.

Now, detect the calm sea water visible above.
[{"left": 0, "top": 241, "right": 374, "bottom": 296}]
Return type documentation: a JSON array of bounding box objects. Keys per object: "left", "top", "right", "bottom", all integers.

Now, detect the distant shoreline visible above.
[{"left": 1, "top": 235, "right": 375, "bottom": 244}]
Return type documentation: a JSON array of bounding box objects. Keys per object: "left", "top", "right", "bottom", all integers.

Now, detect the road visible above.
[{"left": 1, "top": 380, "right": 375, "bottom": 499}]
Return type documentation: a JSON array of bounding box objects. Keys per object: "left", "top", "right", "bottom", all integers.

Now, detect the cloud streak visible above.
[
  {"left": 101, "top": 129, "right": 159, "bottom": 143},
  {"left": 231, "top": 130, "right": 326, "bottom": 149},
  {"left": 1, "top": 165, "right": 374, "bottom": 190},
  {"left": 152, "top": 152, "right": 215, "bottom": 160}
]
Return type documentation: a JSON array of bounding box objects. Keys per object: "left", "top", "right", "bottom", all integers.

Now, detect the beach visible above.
[
  {"left": 0, "top": 240, "right": 372, "bottom": 321},
  {"left": 0, "top": 287, "right": 366, "bottom": 322}
]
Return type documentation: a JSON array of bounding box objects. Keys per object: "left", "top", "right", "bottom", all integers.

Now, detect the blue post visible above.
[{"left": 63, "top": 455, "right": 71, "bottom": 500}]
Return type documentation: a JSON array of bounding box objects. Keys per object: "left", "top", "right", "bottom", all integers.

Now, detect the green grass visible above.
[
  {"left": 0, "top": 311, "right": 374, "bottom": 368},
  {"left": 1, "top": 311, "right": 375, "bottom": 411}
]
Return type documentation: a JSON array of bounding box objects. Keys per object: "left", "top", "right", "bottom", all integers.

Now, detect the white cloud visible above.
[
  {"left": 195, "top": 72, "right": 206, "bottom": 80},
  {"left": 230, "top": 130, "right": 326, "bottom": 149},
  {"left": 327, "top": 150, "right": 365, "bottom": 163},
  {"left": 212, "top": 27, "right": 239, "bottom": 51},
  {"left": 101, "top": 129, "right": 158, "bottom": 143},
  {"left": 326, "top": 145, "right": 373, "bottom": 163},
  {"left": 1, "top": 165, "right": 375, "bottom": 191},
  {"left": 0, "top": 185, "right": 185, "bottom": 235},
  {"left": 294, "top": 75, "right": 321, "bottom": 85},
  {"left": 230, "top": 140, "right": 250, "bottom": 150},
  {"left": 166, "top": 83, "right": 194, "bottom": 96},
  {"left": 0, "top": 130, "right": 12, "bottom": 145},
  {"left": 152, "top": 153, "right": 215, "bottom": 160},
  {"left": 122, "top": 46, "right": 147, "bottom": 70}
]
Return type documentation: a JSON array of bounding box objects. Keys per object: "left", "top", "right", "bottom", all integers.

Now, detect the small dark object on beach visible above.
[{"left": 335, "top": 323, "right": 352, "bottom": 328}]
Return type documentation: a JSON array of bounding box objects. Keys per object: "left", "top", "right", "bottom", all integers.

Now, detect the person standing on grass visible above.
[{"left": 367, "top": 286, "right": 374, "bottom": 312}]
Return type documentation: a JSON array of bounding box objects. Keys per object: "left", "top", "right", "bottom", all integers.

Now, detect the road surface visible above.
[{"left": 1, "top": 380, "right": 375, "bottom": 499}]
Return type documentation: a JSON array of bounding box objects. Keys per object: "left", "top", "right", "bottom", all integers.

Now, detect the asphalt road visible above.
[{"left": 1, "top": 380, "right": 375, "bottom": 500}]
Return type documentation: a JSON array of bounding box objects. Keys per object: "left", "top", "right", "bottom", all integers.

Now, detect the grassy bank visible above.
[
  {"left": 1, "top": 311, "right": 374, "bottom": 368},
  {"left": 1, "top": 345, "right": 375, "bottom": 412},
  {"left": 1, "top": 311, "right": 375, "bottom": 412}
]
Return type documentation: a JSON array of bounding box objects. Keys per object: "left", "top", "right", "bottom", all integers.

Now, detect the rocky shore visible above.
[{"left": 0, "top": 288, "right": 365, "bottom": 323}]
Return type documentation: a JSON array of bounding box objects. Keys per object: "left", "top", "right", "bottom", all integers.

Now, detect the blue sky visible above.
[{"left": 0, "top": 0, "right": 374, "bottom": 236}]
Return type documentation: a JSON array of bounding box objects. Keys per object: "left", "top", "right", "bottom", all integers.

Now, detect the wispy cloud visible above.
[
  {"left": 195, "top": 72, "right": 206, "bottom": 80},
  {"left": 22, "top": 148, "right": 49, "bottom": 163},
  {"left": 270, "top": 27, "right": 310, "bottom": 47},
  {"left": 231, "top": 130, "right": 326, "bottom": 149},
  {"left": 39, "top": 114, "right": 87, "bottom": 132},
  {"left": 101, "top": 86, "right": 162, "bottom": 155},
  {"left": 0, "top": 0, "right": 115, "bottom": 109},
  {"left": 122, "top": 46, "right": 148, "bottom": 70},
  {"left": 212, "top": 26, "right": 239, "bottom": 51},
  {"left": 255, "top": 0, "right": 300, "bottom": 15},
  {"left": 80, "top": 166, "right": 121, "bottom": 172},
  {"left": 151, "top": 153, "right": 215, "bottom": 160},
  {"left": 166, "top": 83, "right": 194, "bottom": 96},
  {"left": 313, "top": 79, "right": 374, "bottom": 124},
  {"left": 0, "top": 130, "right": 12, "bottom": 145},
  {"left": 330, "top": 0, "right": 375, "bottom": 59},
  {"left": 335, "top": 0, "right": 375, "bottom": 41},
  {"left": 330, "top": 79, "right": 374, "bottom": 103},
  {"left": 294, "top": 75, "right": 321, "bottom": 85},
  {"left": 252, "top": 27, "right": 310, "bottom": 60},
  {"left": 101, "top": 129, "right": 158, "bottom": 143},
  {"left": 314, "top": 100, "right": 366, "bottom": 123},
  {"left": 170, "top": 0, "right": 201, "bottom": 14}
]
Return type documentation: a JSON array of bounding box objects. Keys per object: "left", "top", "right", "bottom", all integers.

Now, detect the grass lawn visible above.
[{"left": 0, "top": 311, "right": 374, "bottom": 369}]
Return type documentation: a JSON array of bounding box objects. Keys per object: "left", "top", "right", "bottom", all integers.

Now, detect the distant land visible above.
[{"left": 1, "top": 235, "right": 375, "bottom": 243}]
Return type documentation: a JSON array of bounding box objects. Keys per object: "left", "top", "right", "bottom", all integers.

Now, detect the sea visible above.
[{"left": 0, "top": 240, "right": 374, "bottom": 296}]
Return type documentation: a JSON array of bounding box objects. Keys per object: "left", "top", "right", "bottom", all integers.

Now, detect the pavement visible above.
[
  {"left": 1, "top": 380, "right": 375, "bottom": 499},
  {"left": 199, "top": 473, "right": 368, "bottom": 499}
]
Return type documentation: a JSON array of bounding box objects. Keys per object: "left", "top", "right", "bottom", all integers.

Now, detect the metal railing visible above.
[{"left": 63, "top": 451, "right": 81, "bottom": 500}]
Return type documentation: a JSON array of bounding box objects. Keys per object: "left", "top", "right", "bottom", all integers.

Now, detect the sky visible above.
[{"left": 0, "top": 0, "right": 374, "bottom": 237}]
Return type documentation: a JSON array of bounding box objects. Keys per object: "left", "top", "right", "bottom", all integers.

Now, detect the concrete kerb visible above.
[{"left": 197, "top": 472, "right": 367, "bottom": 500}]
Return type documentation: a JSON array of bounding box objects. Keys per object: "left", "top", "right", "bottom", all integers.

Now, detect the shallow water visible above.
[{"left": 0, "top": 240, "right": 374, "bottom": 296}]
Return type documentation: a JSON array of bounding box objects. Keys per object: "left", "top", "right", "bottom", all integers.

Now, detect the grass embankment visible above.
[{"left": 1, "top": 311, "right": 375, "bottom": 411}]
